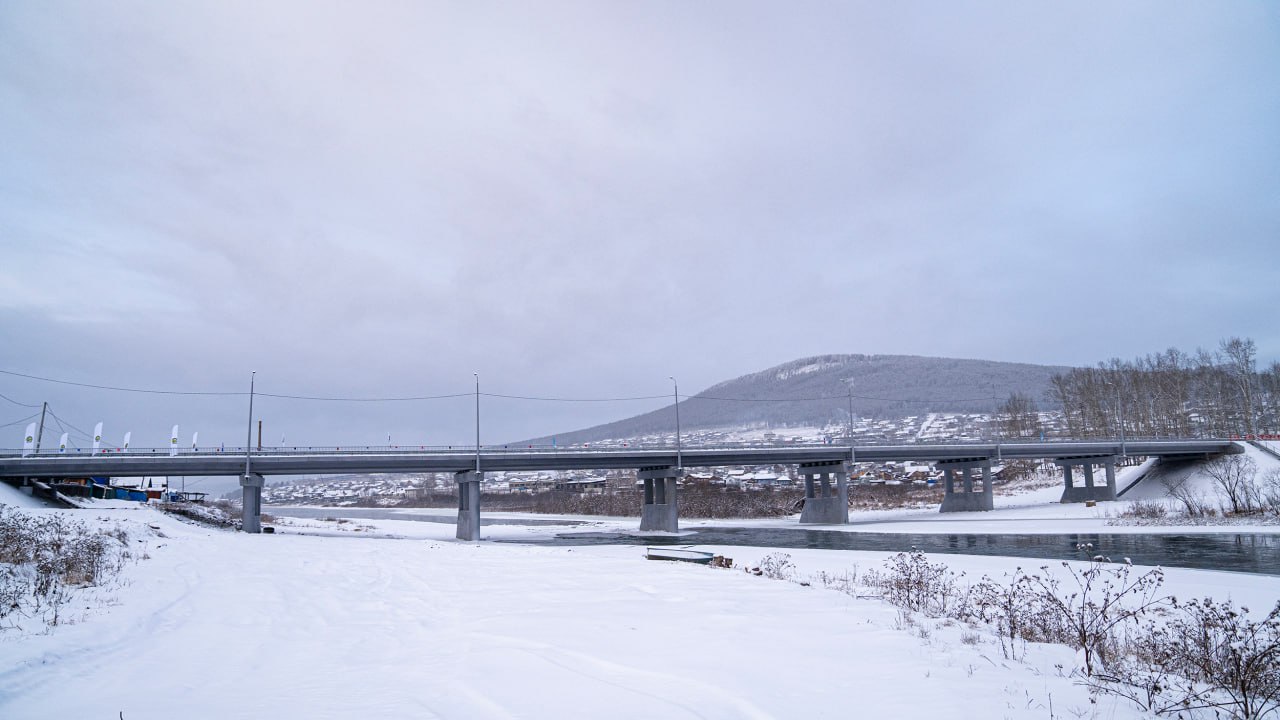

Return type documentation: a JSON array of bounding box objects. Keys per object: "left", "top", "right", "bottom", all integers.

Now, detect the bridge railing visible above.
[{"left": 0, "top": 436, "right": 1243, "bottom": 460}]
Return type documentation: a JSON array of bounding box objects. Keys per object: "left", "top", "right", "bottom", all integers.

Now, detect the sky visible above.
[{"left": 2, "top": 1, "right": 1278, "bottom": 450}]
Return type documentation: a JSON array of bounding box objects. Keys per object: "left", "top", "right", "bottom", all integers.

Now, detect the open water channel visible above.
[{"left": 270, "top": 506, "right": 1280, "bottom": 575}]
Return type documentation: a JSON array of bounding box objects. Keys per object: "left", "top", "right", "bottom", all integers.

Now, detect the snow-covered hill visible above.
[{"left": 532, "top": 353, "right": 1069, "bottom": 445}]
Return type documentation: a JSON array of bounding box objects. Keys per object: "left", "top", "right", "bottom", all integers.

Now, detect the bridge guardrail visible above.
[{"left": 0, "top": 436, "right": 1245, "bottom": 460}]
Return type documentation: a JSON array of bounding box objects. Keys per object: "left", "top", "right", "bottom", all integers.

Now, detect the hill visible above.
[{"left": 534, "top": 354, "right": 1071, "bottom": 445}]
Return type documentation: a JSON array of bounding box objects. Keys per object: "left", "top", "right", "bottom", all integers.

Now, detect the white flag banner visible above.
[
  {"left": 93, "top": 422, "right": 103, "bottom": 453},
  {"left": 192, "top": 431, "right": 199, "bottom": 451},
  {"left": 22, "top": 423, "right": 36, "bottom": 456},
  {"left": 123, "top": 431, "right": 131, "bottom": 452},
  {"left": 170, "top": 425, "right": 179, "bottom": 457},
  {"left": 59, "top": 432, "right": 69, "bottom": 453}
]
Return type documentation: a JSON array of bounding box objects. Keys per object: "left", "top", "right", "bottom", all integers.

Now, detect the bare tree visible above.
[
  {"left": 1161, "top": 466, "right": 1212, "bottom": 517},
  {"left": 1203, "top": 454, "right": 1260, "bottom": 515},
  {"left": 998, "top": 391, "right": 1041, "bottom": 439},
  {"left": 1220, "top": 337, "right": 1259, "bottom": 435}
]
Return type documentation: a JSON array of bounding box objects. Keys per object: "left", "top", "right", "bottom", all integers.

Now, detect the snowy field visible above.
[{"left": 2, "top": 447, "right": 1278, "bottom": 719}]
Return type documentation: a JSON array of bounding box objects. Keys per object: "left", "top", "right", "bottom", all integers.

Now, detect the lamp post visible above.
[
  {"left": 991, "top": 383, "right": 1001, "bottom": 441},
  {"left": 474, "top": 372, "right": 481, "bottom": 474},
  {"left": 669, "top": 376, "right": 681, "bottom": 470},
  {"left": 243, "top": 371, "right": 255, "bottom": 478},
  {"left": 847, "top": 387, "right": 854, "bottom": 442}
]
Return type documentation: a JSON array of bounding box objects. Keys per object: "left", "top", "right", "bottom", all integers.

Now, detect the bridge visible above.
[{"left": 0, "top": 439, "right": 1242, "bottom": 539}]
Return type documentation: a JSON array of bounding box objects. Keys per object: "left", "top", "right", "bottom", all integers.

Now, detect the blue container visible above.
[
  {"left": 114, "top": 488, "right": 130, "bottom": 500},
  {"left": 127, "top": 490, "right": 148, "bottom": 502}
]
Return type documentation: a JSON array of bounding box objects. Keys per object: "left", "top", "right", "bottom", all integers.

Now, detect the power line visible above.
[
  {"left": 0, "top": 413, "right": 39, "bottom": 430},
  {"left": 481, "top": 392, "right": 670, "bottom": 402},
  {"left": 46, "top": 408, "right": 93, "bottom": 442},
  {"left": 257, "top": 392, "right": 473, "bottom": 402},
  {"left": 47, "top": 414, "right": 78, "bottom": 449},
  {"left": 0, "top": 391, "right": 40, "bottom": 408},
  {"left": 3, "top": 366, "right": 1006, "bottom": 407},
  {"left": 0, "top": 369, "right": 244, "bottom": 396}
]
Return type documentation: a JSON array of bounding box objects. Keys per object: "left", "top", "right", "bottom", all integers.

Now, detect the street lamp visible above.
[
  {"left": 474, "top": 372, "right": 481, "bottom": 474},
  {"left": 244, "top": 371, "right": 255, "bottom": 478},
  {"left": 846, "top": 387, "right": 854, "bottom": 442},
  {"left": 669, "top": 376, "right": 681, "bottom": 469}
]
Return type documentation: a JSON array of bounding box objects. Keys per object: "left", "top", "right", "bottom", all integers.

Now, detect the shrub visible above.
[
  {"left": 1161, "top": 599, "right": 1280, "bottom": 719},
  {"left": 1118, "top": 500, "right": 1168, "bottom": 520},
  {"left": 754, "top": 552, "right": 797, "bottom": 581},
  {"left": 867, "top": 550, "right": 963, "bottom": 617},
  {"left": 0, "top": 507, "right": 132, "bottom": 628},
  {"left": 1026, "top": 560, "right": 1168, "bottom": 676},
  {"left": 969, "top": 567, "right": 1053, "bottom": 660}
]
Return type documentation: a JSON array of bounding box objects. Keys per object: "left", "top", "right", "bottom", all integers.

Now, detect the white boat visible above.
[{"left": 645, "top": 547, "right": 715, "bottom": 564}]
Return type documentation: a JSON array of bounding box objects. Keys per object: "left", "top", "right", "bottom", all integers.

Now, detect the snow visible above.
[
  {"left": 3, "top": 447, "right": 1280, "bottom": 719},
  {"left": 0, "top": 481, "right": 49, "bottom": 509},
  {"left": 0, "top": 507, "right": 1091, "bottom": 719}
]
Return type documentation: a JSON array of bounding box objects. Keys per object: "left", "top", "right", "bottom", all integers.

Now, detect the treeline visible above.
[{"left": 1038, "top": 338, "right": 1277, "bottom": 438}]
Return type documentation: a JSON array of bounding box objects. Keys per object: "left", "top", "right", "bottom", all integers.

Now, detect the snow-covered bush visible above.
[
  {"left": 157, "top": 499, "right": 240, "bottom": 528},
  {"left": 754, "top": 552, "right": 797, "bottom": 581},
  {"left": 1025, "top": 560, "right": 1168, "bottom": 677},
  {"left": 0, "top": 507, "right": 131, "bottom": 628},
  {"left": 1093, "top": 599, "right": 1280, "bottom": 719},
  {"left": 867, "top": 550, "right": 964, "bottom": 617},
  {"left": 1117, "top": 500, "right": 1168, "bottom": 520},
  {"left": 969, "top": 567, "right": 1053, "bottom": 660},
  {"left": 1159, "top": 598, "right": 1280, "bottom": 719}
]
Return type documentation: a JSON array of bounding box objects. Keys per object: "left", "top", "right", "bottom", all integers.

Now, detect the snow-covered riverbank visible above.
[{"left": 2, "top": 445, "right": 1278, "bottom": 719}]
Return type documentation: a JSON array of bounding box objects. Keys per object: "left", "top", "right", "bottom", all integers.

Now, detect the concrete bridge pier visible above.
[
  {"left": 1057, "top": 456, "right": 1117, "bottom": 503},
  {"left": 799, "top": 460, "right": 849, "bottom": 524},
  {"left": 638, "top": 466, "right": 680, "bottom": 533},
  {"left": 938, "top": 460, "right": 994, "bottom": 512},
  {"left": 240, "top": 473, "right": 264, "bottom": 533},
  {"left": 455, "top": 470, "right": 482, "bottom": 541}
]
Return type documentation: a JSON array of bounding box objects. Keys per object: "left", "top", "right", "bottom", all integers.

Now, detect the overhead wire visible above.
[
  {"left": 46, "top": 408, "right": 93, "bottom": 442},
  {"left": 481, "top": 392, "right": 670, "bottom": 402},
  {"left": 0, "top": 391, "right": 41, "bottom": 408},
  {"left": 0, "top": 412, "right": 39, "bottom": 429},
  {"left": 0, "top": 368, "right": 244, "bottom": 396},
  {"left": 257, "top": 391, "right": 472, "bottom": 402},
  {"left": 4, "top": 367, "right": 1006, "bottom": 409},
  {"left": 48, "top": 414, "right": 77, "bottom": 449}
]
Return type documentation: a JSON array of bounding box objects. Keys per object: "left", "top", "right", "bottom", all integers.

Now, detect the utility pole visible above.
[
  {"left": 34, "top": 401, "right": 47, "bottom": 452},
  {"left": 669, "top": 377, "right": 681, "bottom": 470},
  {"left": 991, "top": 384, "right": 1000, "bottom": 441},
  {"left": 474, "top": 372, "right": 481, "bottom": 474},
  {"left": 847, "top": 388, "right": 854, "bottom": 442},
  {"left": 244, "top": 372, "right": 255, "bottom": 478}
]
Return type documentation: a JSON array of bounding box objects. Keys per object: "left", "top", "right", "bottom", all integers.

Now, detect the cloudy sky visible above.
[{"left": 2, "top": 1, "right": 1278, "bottom": 450}]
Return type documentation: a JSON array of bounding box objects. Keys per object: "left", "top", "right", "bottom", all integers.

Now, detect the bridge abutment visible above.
[
  {"left": 456, "top": 471, "right": 482, "bottom": 541},
  {"left": 1057, "top": 456, "right": 1117, "bottom": 503},
  {"left": 938, "top": 459, "right": 994, "bottom": 512},
  {"left": 799, "top": 460, "right": 849, "bottom": 524},
  {"left": 240, "top": 473, "right": 264, "bottom": 533},
  {"left": 638, "top": 466, "right": 680, "bottom": 533}
]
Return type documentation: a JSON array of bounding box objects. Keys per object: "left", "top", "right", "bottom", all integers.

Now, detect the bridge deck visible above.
[{"left": 0, "top": 440, "right": 1241, "bottom": 479}]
